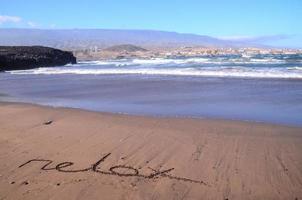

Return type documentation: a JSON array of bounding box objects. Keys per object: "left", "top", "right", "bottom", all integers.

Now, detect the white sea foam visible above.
[
  {"left": 9, "top": 65, "right": 302, "bottom": 79},
  {"left": 7, "top": 56, "right": 302, "bottom": 79},
  {"left": 74, "top": 57, "right": 286, "bottom": 67},
  {"left": 131, "top": 57, "right": 211, "bottom": 65},
  {"left": 287, "top": 66, "right": 302, "bottom": 71}
]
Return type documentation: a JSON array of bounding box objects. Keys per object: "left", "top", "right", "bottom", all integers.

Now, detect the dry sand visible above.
[{"left": 0, "top": 102, "right": 301, "bottom": 200}]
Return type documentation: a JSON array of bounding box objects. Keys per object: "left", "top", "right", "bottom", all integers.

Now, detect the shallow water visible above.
[{"left": 0, "top": 71, "right": 302, "bottom": 126}]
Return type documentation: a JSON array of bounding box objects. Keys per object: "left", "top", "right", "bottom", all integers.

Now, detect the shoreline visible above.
[
  {"left": 1, "top": 102, "right": 302, "bottom": 199},
  {"left": 1, "top": 100, "right": 302, "bottom": 129}
]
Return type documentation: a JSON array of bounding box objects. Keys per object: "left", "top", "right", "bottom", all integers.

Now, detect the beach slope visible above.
[{"left": 0, "top": 103, "right": 301, "bottom": 200}]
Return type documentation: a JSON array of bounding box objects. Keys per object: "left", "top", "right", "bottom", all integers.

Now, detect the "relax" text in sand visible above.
[{"left": 19, "top": 153, "right": 207, "bottom": 185}]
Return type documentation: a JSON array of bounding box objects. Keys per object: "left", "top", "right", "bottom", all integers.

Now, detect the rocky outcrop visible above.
[{"left": 0, "top": 46, "right": 76, "bottom": 71}]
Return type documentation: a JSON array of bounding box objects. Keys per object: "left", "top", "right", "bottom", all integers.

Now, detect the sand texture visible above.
[{"left": 0, "top": 103, "right": 302, "bottom": 200}]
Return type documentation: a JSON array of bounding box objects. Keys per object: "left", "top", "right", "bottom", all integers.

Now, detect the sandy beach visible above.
[{"left": 0, "top": 102, "right": 302, "bottom": 200}]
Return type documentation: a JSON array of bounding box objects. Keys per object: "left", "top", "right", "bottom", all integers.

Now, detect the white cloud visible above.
[
  {"left": 217, "top": 35, "right": 290, "bottom": 42},
  {"left": 217, "top": 35, "right": 254, "bottom": 40},
  {"left": 0, "top": 15, "right": 22, "bottom": 24},
  {"left": 27, "top": 21, "right": 37, "bottom": 27},
  {"left": 0, "top": 15, "right": 40, "bottom": 28}
]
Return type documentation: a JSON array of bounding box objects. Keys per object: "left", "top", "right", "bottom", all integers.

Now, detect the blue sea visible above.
[{"left": 1, "top": 54, "right": 302, "bottom": 126}]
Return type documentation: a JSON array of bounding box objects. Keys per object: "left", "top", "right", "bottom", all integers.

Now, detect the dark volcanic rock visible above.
[{"left": 0, "top": 46, "right": 76, "bottom": 71}]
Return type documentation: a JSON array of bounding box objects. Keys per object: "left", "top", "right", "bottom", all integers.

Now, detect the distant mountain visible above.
[
  {"left": 104, "top": 44, "right": 147, "bottom": 52},
  {"left": 0, "top": 28, "right": 259, "bottom": 50}
]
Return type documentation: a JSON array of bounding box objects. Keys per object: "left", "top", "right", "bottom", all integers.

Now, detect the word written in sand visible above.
[{"left": 19, "top": 153, "right": 207, "bottom": 185}]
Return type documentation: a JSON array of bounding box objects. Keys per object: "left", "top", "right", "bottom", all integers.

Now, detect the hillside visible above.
[
  {"left": 104, "top": 44, "right": 147, "bottom": 52},
  {"left": 0, "top": 28, "right": 252, "bottom": 50}
]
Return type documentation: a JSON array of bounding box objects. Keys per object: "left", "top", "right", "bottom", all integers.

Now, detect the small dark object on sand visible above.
[
  {"left": 44, "top": 120, "right": 53, "bottom": 125},
  {"left": 23, "top": 181, "right": 29, "bottom": 185},
  {"left": 10, "top": 181, "right": 15, "bottom": 184}
]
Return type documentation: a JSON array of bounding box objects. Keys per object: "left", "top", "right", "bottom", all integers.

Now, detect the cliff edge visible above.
[{"left": 0, "top": 46, "right": 76, "bottom": 71}]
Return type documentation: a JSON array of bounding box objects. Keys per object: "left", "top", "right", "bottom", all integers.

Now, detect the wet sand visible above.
[{"left": 0, "top": 102, "right": 302, "bottom": 200}]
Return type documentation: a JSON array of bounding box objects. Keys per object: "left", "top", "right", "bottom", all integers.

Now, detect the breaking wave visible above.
[
  {"left": 9, "top": 66, "right": 302, "bottom": 79},
  {"left": 8, "top": 55, "right": 302, "bottom": 79}
]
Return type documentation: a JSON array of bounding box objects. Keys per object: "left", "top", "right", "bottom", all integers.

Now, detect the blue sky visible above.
[{"left": 1, "top": 0, "right": 301, "bottom": 47}]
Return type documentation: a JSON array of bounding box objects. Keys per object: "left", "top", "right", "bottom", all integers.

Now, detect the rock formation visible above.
[{"left": 0, "top": 46, "right": 76, "bottom": 71}]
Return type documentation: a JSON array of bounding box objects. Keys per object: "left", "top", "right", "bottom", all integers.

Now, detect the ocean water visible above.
[
  {"left": 1, "top": 54, "right": 302, "bottom": 126},
  {"left": 8, "top": 54, "right": 302, "bottom": 78}
]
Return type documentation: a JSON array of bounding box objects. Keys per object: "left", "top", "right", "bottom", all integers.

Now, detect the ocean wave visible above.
[
  {"left": 77, "top": 60, "right": 130, "bottom": 66},
  {"left": 74, "top": 57, "right": 287, "bottom": 67},
  {"left": 132, "top": 57, "right": 212, "bottom": 65},
  {"left": 287, "top": 66, "right": 302, "bottom": 71},
  {"left": 7, "top": 56, "right": 302, "bottom": 79},
  {"left": 8, "top": 66, "right": 302, "bottom": 79}
]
